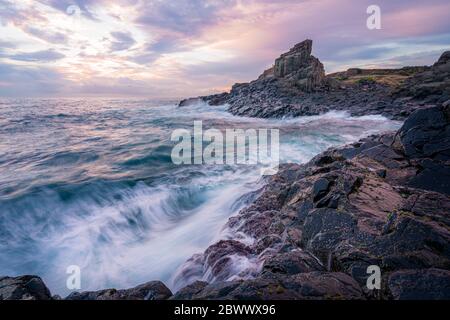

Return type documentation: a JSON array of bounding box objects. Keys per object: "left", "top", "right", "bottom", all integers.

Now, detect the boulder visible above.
[
  {"left": 0, "top": 275, "right": 52, "bottom": 300},
  {"left": 395, "top": 51, "right": 450, "bottom": 102},
  {"left": 181, "top": 272, "right": 364, "bottom": 300},
  {"left": 387, "top": 268, "right": 450, "bottom": 299},
  {"left": 65, "top": 281, "right": 172, "bottom": 300}
]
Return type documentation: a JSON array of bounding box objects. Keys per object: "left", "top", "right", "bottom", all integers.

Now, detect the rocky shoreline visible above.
[
  {"left": 1, "top": 40, "right": 449, "bottom": 300},
  {"left": 180, "top": 40, "right": 449, "bottom": 121}
]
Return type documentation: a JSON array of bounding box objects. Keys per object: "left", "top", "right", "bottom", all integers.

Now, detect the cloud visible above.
[
  {"left": 24, "top": 27, "right": 68, "bottom": 44},
  {"left": 9, "top": 49, "right": 65, "bottom": 62},
  {"left": 0, "top": 40, "right": 16, "bottom": 49},
  {"left": 147, "top": 37, "right": 182, "bottom": 54},
  {"left": 37, "top": 0, "right": 99, "bottom": 20},
  {"left": 130, "top": 52, "right": 158, "bottom": 65},
  {"left": 0, "top": 0, "right": 22, "bottom": 25},
  {"left": 135, "top": 0, "right": 236, "bottom": 35},
  {"left": 0, "top": 62, "right": 68, "bottom": 96},
  {"left": 110, "top": 31, "right": 136, "bottom": 51}
]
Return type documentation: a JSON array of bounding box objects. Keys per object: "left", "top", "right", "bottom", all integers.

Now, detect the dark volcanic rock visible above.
[
  {"left": 272, "top": 39, "right": 325, "bottom": 91},
  {"left": 262, "top": 250, "right": 325, "bottom": 275},
  {"left": 65, "top": 281, "right": 172, "bottom": 300},
  {"left": 0, "top": 275, "right": 52, "bottom": 300},
  {"left": 179, "top": 272, "right": 363, "bottom": 300},
  {"left": 170, "top": 281, "right": 209, "bottom": 300},
  {"left": 395, "top": 105, "right": 450, "bottom": 194},
  {"left": 394, "top": 51, "right": 450, "bottom": 102},
  {"left": 387, "top": 268, "right": 450, "bottom": 299}
]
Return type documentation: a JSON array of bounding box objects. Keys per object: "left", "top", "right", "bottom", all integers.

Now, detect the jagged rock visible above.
[
  {"left": 65, "top": 281, "right": 172, "bottom": 300},
  {"left": 261, "top": 250, "right": 325, "bottom": 275},
  {"left": 170, "top": 281, "right": 209, "bottom": 300},
  {"left": 202, "top": 240, "right": 255, "bottom": 282},
  {"left": 178, "top": 97, "right": 204, "bottom": 107},
  {"left": 435, "top": 51, "right": 450, "bottom": 66},
  {"left": 395, "top": 106, "right": 450, "bottom": 194},
  {"left": 181, "top": 272, "right": 363, "bottom": 300},
  {"left": 0, "top": 275, "right": 52, "bottom": 300},
  {"left": 273, "top": 39, "right": 325, "bottom": 91},
  {"left": 312, "top": 178, "right": 330, "bottom": 201},
  {"left": 395, "top": 51, "right": 450, "bottom": 102},
  {"left": 5, "top": 48, "right": 450, "bottom": 301},
  {"left": 387, "top": 268, "right": 450, "bottom": 299}
]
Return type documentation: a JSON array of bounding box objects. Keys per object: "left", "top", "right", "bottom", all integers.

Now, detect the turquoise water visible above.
[{"left": 0, "top": 98, "right": 400, "bottom": 296}]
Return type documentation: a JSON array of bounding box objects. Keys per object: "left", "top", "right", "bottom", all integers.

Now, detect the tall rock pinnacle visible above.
[{"left": 273, "top": 39, "right": 325, "bottom": 91}]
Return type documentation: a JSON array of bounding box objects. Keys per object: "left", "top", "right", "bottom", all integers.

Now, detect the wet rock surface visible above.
[
  {"left": 394, "top": 51, "right": 450, "bottom": 103},
  {"left": 172, "top": 272, "right": 363, "bottom": 300},
  {"left": 386, "top": 268, "right": 450, "bottom": 300},
  {"left": 0, "top": 275, "right": 52, "bottom": 300},
  {"left": 65, "top": 281, "right": 172, "bottom": 300}
]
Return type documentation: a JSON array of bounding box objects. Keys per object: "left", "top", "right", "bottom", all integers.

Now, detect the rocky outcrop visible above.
[
  {"left": 272, "top": 39, "right": 325, "bottom": 91},
  {"left": 172, "top": 272, "right": 363, "bottom": 300},
  {"left": 65, "top": 281, "right": 172, "bottom": 300},
  {"left": 394, "top": 51, "right": 450, "bottom": 103},
  {"left": 180, "top": 41, "right": 449, "bottom": 121},
  {"left": 0, "top": 275, "right": 52, "bottom": 300},
  {"left": 387, "top": 268, "right": 450, "bottom": 300},
  {"left": 179, "top": 39, "right": 332, "bottom": 118},
  {"left": 0, "top": 277, "right": 172, "bottom": 300},
  {"left": 169, "top": 104, "right": 450, "bottom": 299}
]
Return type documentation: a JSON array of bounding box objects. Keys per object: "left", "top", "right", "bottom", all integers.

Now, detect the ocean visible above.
[{"left": 0, "top": 98, "right": 401, "bottom": 296}]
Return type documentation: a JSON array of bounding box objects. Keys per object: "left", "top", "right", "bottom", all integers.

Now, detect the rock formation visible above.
[
  {"left": 269, "top": 39, "right": 325, "bottom": 91},
  {"left": 0, "top": 276, "right": 52, "bottom": 300},
  {"left": 180, "top": 40, "right": 449, "bottom": 120},
  {"left": 65, "top": 281, "right": 172, "bottom": 300},
  {"left": 394, "top": 51, "right": 450, "bottom": 102},
  {"left": 179, "top": 39, "right": 330, "bottom": 116}
]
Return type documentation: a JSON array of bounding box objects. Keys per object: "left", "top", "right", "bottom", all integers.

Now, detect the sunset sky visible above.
[{"left": 0, "top": 0, "right": 449, "bottom": 98}]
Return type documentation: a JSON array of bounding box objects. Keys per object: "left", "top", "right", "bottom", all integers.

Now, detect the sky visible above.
[{"left": 0, "top": 0, "right": 449, "bottom": 98}]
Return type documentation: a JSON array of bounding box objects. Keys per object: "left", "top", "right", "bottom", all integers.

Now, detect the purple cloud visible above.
[
  {"left": 135, "top": 0, "right": 236, "bottom": 35},
  {"left": 110, "top": 31, "right": 136, "bottom": 52},
  {"left": 9, "top": 49, "right": 65, "bottom": 62}
]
